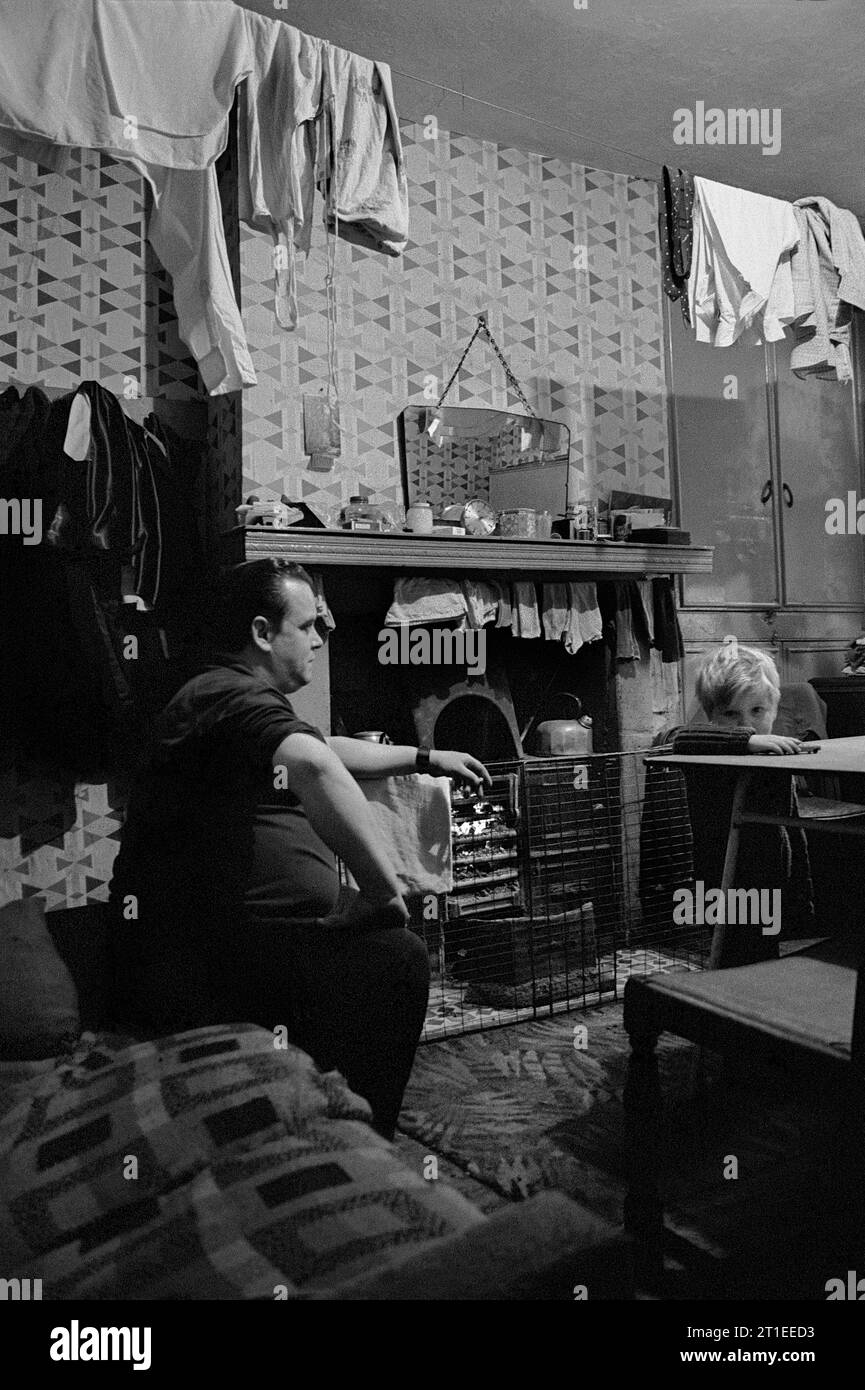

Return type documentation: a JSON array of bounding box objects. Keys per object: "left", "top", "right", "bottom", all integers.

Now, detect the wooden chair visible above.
[{"left": 623, "top": 893, "right": 865, "bottom": 1288}]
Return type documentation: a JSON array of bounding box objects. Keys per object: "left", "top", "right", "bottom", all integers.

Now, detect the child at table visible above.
[{"left": 649, "top": 639, "right": 815, "bottom": 967}]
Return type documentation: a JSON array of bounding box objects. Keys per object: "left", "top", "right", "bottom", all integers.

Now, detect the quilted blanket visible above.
[{"left": 0, "top": 1023, "right": 482, "bottom": 1299}]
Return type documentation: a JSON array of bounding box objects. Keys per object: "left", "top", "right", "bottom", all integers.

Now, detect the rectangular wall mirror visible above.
[{"left": 397, "top": 405, "right": 571, "bottom": 510}]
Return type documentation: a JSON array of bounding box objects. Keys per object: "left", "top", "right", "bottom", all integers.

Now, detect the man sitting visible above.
[{"left": 109, "top": 558, "right": 490, "bottom": 1138}]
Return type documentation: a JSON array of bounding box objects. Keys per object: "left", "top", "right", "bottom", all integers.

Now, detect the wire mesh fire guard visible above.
[{"left": 412, "top": 748, "right": 707, "bottom": 1040}]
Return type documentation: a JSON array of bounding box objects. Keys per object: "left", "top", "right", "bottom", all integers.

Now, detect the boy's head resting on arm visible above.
[{"left": 696, "top": 639, "right": 780, "bottom": 735}]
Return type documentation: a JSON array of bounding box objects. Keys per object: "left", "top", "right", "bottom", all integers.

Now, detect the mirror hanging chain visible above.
[{"left": 435, "top": 314, "right": 537, "bottom": 419}]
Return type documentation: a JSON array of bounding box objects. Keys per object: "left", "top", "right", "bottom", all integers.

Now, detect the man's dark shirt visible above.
[{"left": 109, "top": 659, "right": 339, "bottom": 1028}]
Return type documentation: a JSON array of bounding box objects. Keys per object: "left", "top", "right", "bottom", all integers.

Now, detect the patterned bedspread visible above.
[{"left": 0, "top": 1023, "right": 482, "bottom": 1299}]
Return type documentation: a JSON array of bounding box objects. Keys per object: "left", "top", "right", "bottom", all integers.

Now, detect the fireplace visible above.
[{"left": 231, "top": 528, "right": 706, "bottom": 1035}]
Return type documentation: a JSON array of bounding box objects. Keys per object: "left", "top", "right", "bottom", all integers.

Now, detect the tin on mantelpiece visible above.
[{"left": 567, "top": 501, "right": 598, "bottom": 540}]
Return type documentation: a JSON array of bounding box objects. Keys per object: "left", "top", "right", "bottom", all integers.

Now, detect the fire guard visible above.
[{"left": 410, "top": 748, "right": 705, "bottom": 1040}]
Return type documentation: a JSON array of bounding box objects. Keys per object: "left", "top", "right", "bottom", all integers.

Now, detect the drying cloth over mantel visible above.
[
  {"left": 541, "top": 584, "right": 569, "bottom": 642},
  {"left": 347, "top": 775, "right": 453, "bottom": 896},
  {"left": 651, "top": 577, "right": 684, "bottom": 664},
  {"left": 461, "top": 580, "right": 500, "bottom": 629},
  {"left": 563, "top": 583, "right": 603, "bottom": 656},
  {"left": 613, "top": 581, "right": 653, "bottom": 661},
  {"left": 510, "top": 583, "right": 541, "bottom": 640},
  {"left": 0, "top": 1, "right": 408, "bottom": 396},
  {"left": 384, "top": 578, "right": 468, "bottom": 626},
  {"left": 689, "top": 177, "right": 799, "bottom": 346}
]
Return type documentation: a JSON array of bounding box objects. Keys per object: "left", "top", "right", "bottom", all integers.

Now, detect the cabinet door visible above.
[
  {"left": 774, "top": 329, "right": 865, "bottom": 609},
  {"left": 668, "top": 305, "right": 777, "bottom": 608}
]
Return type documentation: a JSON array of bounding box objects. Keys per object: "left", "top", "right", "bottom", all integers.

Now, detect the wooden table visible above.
[{"left": 645, "top": 736, "right": 865, "bottom": 966}]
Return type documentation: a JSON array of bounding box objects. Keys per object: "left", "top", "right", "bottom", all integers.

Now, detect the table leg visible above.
[
  {"left": 623, "top": 1021, "right": 664, "bottom": 1283},
  {"left": 707, "top": 770, "right": 754, "bottom": 970}
]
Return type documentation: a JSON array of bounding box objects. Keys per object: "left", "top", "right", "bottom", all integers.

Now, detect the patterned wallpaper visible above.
[
  {"left": 238, "top": 123, "right": 670, "bottom": 523},
  {"left": 0, "top": 123, "right": 671, "bottom": 909},
  {"left": 0, "top": 148, "right": 200, "bottom": 910}
]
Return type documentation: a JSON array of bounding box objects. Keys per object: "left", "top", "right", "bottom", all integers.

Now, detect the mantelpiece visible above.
[
  {"left": 233, "top": 527, "right": 713, "bottom": 577},
  {"left": 225, "top": 527, "right": 711, "bottom": 747}
]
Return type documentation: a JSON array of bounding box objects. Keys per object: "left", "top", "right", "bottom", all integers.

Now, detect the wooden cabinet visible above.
[{"left": 666, "top": 301, "right": 865, "bottom": 707}]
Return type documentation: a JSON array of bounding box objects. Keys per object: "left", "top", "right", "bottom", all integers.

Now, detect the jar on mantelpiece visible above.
[{"left": 406, "top": 501, "right": 434, "bottom": 534}]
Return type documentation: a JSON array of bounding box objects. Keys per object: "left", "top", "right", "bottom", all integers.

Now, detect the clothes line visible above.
[
  {"left": 0, "top": 1, "right": 407, "bottom": 397},
  {"left": 658, "top": 168, "right": 865, "bottom": 379}
]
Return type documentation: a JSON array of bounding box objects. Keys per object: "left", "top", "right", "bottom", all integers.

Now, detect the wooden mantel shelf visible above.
[{"left": 235, "top": 527, "right": 713, "bottom": 576}]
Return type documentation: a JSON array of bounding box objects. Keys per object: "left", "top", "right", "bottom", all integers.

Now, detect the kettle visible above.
[{"left": 527, "top": 693, "right": 593, "bottom": 757}]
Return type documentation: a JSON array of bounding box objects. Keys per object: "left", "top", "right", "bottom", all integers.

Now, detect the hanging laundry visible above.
[
  {"left": 495, "top": 584, "right": 513, "bottom": 629},
  {"left": 384, "top": 577, "right": 468, "bottom": 627},
  {"left": 541, "top": 584, "right": 569, "bottom": 642},
  {"left": 612, "top": 581, "right": 653, "bottom": 661},
  {"left": 651, "top": 577, "right": 684, "bottom": 663},
  {"left": 0, "top": 2, "right": 409, "bottom": 396},
  {"left": 688, "top": 177, "right": 799, "bottom": 346},
  {"left": 789, "top": 197, "right": 865, "bottom": 382},
  {"left": 237, "top": 16, "right": 324, "bottom": 332},
  {"left": 308, "top": 572, "right": 337, "bottom": 634},
  {"left": 0, "top": 380, "right": 190, "bottom": 775},
  {"left": 510, "top": 583, "right": 541, "bottom": 639},
  {"left": 461, "top": 580, "right": 500, "bottom": 628},
  {"left": 658, "top": 166, "right": 695, "bottom": 327},
  {"left": 137, "top": 415, "right": 204, "bottom": 615},
  {"left": 637, "top": 581, "right": 655, "bottom": 644},
  {"left": 563, "top": 583, "right": 603, "bottom": 656},
  {"left": 317, "top": 45, "right": 409, "bottom": 258},
  {"left": 0, "top": 1, "right": 250, "bottom": 170}
]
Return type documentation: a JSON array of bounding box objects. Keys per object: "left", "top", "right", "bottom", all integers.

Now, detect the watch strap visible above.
[{"left": 415, "top": 745, "right": 431, "bottom": 772}]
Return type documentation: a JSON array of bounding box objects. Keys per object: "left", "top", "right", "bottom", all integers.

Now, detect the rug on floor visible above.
[{"left": 398, "top": 1000, "right": 844, "bottom": 1278}]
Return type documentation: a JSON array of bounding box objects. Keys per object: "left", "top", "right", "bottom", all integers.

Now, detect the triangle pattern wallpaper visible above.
[
  {"left": 238, "top": 123, "right": 670, "bottom": 525},
  {"left": 0, "top": 123, "right": 670, "bottom": 910}
]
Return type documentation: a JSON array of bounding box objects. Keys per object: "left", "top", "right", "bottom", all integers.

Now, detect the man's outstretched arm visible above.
[
  {"left": 272, "top": 731, "right": 407, "bottom": 920},
  {"left": 327, "top": 737, "right": 491, "bottom": 789}
]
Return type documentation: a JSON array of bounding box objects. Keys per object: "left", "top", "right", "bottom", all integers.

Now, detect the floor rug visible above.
[{"left": 399, "top": 1001, "right": 855, "bottom": 1296}]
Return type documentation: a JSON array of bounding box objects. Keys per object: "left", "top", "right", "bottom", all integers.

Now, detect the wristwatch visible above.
[{"left": 415, "top": 745, "right": 431, "bottom": 773}]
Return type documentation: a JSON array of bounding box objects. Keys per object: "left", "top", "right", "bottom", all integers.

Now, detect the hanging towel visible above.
[
  {"left": 351, "top": 775, "right": 453, "bottom": 895},
  {"left": 384, "top": 577, "right": 468, "bottom": 627},
  {"left": 561, "top": 583, "right": 603, "bottom": 655},
  {"left": 571, "top": 583, "right": 603, "bottom": 649},
  {"left": 651, "top": 578, "right": 684, "bottom": 663},
  {"left": 636, "top": 581, "right": 655, "bottom": 645},
  {"left": 461, "top": 580, "right": 500, "bottom": 629},
  {"left": 689, "top": 177, "right": 799, "bottom": 346},
  {"left": 613, "top": 582, "right": 652, "bottom": 661},
  {"left": 511, "top": 583, "right": 541, "bottom": 639},
  {"left": 495, "top": 584, "right": 513, "bottom": 629},
  {"left": 541, "top": 584, "right": 569, "bottom": 642},
  {"left": 658, "top": 166, "right": 695, "bottom": 327}
]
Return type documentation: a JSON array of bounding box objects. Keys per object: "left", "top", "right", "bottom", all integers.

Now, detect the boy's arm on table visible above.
[{"left": 659, "top": 725, "right": 805, "bottom": 756}]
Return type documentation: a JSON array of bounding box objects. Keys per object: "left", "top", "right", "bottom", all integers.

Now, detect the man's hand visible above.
[
  {"left": 429, "top": 749, "right": 492, "bottom": 790},
  {"left": 317, "top": 891, "right": 410, "bottom": 933},
  {"left": 748, "top": 733, "right": 809, "bottom": 755}
]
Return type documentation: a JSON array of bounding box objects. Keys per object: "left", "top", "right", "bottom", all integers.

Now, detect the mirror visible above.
[{"left": 398, "top": 406, "right": 571, "bottom": 511}]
